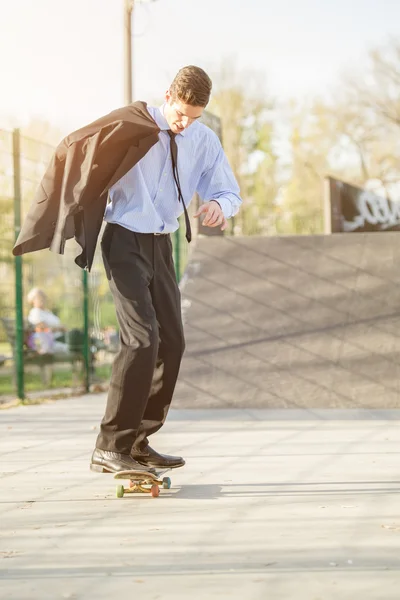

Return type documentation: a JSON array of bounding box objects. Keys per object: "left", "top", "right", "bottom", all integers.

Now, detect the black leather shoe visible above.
[
  {"left": 90, "top": 448, "right": 157, "bottom": 474},
  {"left": 131, "top": 445, "right": 185, "bottom": 469}
]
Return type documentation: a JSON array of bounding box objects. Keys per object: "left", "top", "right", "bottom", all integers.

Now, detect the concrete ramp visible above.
[{"left": 174, "top": 233, "right": 400, "bottom": 409}]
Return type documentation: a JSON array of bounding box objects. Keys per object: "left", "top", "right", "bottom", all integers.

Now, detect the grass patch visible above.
[
  {"left": 0, "top": 342, "right": 11, "bottom": 356},
  {"left": 0, "top": 364, "right": 111, "bottom": 397}
]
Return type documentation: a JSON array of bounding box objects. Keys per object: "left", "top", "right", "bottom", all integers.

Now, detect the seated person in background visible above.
[
  {"left": 27, "top": 322, "right": 55, "bottom": 355},
  {"left": 27, "top": 288, "right": 69, "bottom": 355},
  {"left": 103, "top": 326, "right": 119, "bottom": 353}
]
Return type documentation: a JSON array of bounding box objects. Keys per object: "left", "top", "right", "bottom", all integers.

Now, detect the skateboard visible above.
[{"left": 113, "top": 469, "right": 172, "bottom": 498}]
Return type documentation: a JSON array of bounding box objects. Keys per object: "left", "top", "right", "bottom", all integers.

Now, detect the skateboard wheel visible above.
[
  {"left": 116, "top": 484, "right": 125, "bottom": 498},
  {"left": 150, "top": 484, "right": 159, "bottom": 498},
  {"left": 162, "top": 477, "right": 171, "bottom": 489}
]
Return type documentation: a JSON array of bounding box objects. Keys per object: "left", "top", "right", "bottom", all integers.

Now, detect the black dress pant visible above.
[{"left": 95, "top": 223, "right": 185, "bottom": 454}]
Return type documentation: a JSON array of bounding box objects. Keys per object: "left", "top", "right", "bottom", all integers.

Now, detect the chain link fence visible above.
[
  {"left": 0, "top": 129, "right": 14, "bottom": 328},
  {"left": 0, "top": 130, "right": 90, "bottom": 399},
  {"left": 0, "top": 110, "right": 222, "bottom": 400},
  {"left": 0, "top": 128, "right": 206, "bottom": 401}
]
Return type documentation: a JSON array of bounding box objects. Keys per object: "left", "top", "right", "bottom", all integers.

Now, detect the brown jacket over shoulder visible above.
[{"left": 12, "top": 101, "right": 160, "bottom": 270}]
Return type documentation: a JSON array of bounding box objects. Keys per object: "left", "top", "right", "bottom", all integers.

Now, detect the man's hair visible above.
[{"left": 169, "top": 66, "right": 212, "bottom": 107}]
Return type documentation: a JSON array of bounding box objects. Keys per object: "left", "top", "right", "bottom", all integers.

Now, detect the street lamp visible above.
[{"left": 123, "top": 0, "right": 159, "bottom": 105}]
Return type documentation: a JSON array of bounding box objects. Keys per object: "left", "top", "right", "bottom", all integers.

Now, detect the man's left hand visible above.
[{"left": 193, "top": 201, "right": 228, "bottom": 231}]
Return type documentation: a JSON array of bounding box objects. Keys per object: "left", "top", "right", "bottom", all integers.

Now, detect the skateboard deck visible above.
[{"left": 114, "top": 469, "right": 172, "bottom": 498}]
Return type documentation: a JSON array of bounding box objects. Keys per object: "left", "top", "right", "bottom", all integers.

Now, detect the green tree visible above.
[
  {"left": 278, "top": 102, "right": 335, "bottom": 234},
  {"left": 208, "top": 60, "right": 278, "bottom": 235}
]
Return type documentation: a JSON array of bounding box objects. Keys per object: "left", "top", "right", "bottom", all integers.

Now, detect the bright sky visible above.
[{"left": 1, "top": 0, "right": 400, "bottom": 135}]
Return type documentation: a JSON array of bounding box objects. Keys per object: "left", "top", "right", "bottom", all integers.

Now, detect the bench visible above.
[{"left": 1, "top": 317, "right": 94, "bottom": 387}]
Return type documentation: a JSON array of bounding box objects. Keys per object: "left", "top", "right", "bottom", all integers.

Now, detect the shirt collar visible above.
[{"left": 156, "top": 104, "right": 187, "bottom": 137}]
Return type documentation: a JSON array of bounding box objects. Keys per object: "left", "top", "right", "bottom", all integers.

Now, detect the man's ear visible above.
[{"left": 165, "top": 89, "right": 171, "bottom": 103}]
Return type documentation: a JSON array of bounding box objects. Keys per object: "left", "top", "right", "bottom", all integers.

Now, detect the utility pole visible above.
[
  {"left": 123, "top": 0, "right": 158, "bottom": 104},
  {"left": 124, "top": 0, "right": 134, "bottom": 104}
]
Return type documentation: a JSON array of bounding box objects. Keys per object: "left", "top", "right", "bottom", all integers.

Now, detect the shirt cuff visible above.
[{"left": 210, "top": 197, "right": 231, "bottom": 219}]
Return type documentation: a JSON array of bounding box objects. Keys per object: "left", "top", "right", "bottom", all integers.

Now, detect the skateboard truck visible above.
[{"left": 114, "top": 469, "right": 172, "bottom": 498}]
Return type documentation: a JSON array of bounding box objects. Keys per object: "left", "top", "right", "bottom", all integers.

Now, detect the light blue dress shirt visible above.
[{"left": 104, "top": 104, "right": 242, "bottom": 234}]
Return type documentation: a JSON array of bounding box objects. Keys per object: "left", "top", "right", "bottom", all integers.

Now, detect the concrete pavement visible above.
[{"left": 1, "top": 394, "right": 400, "bottom": 599}]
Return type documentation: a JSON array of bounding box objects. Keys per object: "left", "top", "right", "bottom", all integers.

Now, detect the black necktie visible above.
[{"left": 167, "top": 130, "right": 192, "bottom": 243}]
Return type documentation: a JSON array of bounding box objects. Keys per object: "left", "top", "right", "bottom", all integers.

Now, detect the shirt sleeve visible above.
[{"left": 196, "top": 135, "right": 242, "bottom": 219}]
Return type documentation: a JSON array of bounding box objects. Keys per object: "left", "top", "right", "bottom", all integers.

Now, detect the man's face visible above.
[{"left": 164, "top": 91, "right": 204, "bottom": 134}]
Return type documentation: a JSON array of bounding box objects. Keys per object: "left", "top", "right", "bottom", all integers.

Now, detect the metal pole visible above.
[
  {"left": 12, "top": 129, "right": 25, "bottom": 400},
  {"left": 82, "top": 269, "right": 90, "bottom": 392},
  {"left": 124, "top": 0, "right": 133, "bottom": 104}
]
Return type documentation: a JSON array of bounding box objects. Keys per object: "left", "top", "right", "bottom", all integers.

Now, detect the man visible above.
[
  {"left": 91, "top": 66, "right": 242, "bottom": 474},
  {"left": 13, "top": 65, "right": 242, "bottom": 474}
]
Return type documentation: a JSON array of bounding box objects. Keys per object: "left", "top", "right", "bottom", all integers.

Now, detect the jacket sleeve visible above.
[{"left": 48, "top": 130, "right": 107, "bottom": 254}]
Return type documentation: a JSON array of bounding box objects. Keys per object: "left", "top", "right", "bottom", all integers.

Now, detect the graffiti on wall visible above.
[{"left": 325, "top": 177, "right": 400, "bottom": 233}]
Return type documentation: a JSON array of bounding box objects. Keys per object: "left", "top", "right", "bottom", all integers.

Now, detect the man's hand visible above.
[{"left": 193, "top": 200, "right": 228, "bottom": 231}]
